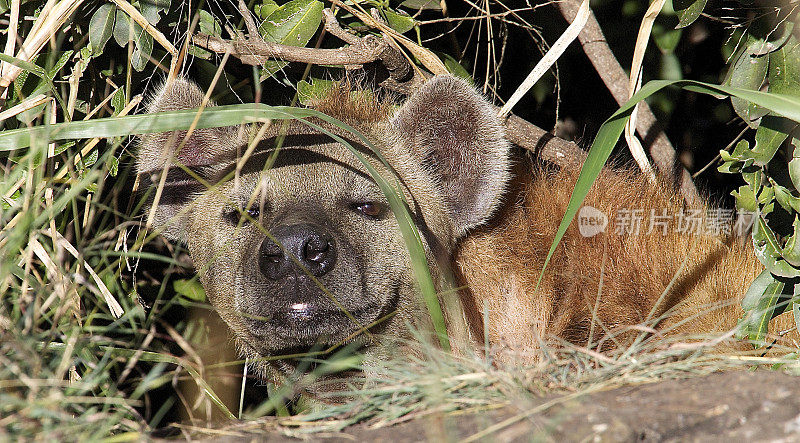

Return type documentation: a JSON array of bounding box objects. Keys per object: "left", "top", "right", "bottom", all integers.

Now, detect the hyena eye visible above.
[
  {"left": 246, "top": 207, "right": 260, "bottom": 219},
  {"left": 223, "top": 206, "right": 260, "bottom": 225},
  {"left": 352, "top": 202, "right": 386, "bottom": 219}
]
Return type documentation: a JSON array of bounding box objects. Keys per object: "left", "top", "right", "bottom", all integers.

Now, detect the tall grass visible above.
[
  {"left": 1, "top": 125, "right": 166, "bottom": 437},
  {"left": 0, "top": 85, "right": 451, "bottom": 437}
]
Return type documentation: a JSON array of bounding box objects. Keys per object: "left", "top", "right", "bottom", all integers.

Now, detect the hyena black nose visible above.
[{"left": 258, "top": 224, "right": 337, "bottom": 279}]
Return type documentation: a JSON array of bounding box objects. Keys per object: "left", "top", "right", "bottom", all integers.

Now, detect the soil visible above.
[{"left": 189, "top": 370, "right": 800, "bottom": 442}]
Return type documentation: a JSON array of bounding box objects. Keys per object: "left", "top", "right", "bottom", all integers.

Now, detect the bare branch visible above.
[
  {"left": 192, "top": 33, "right": 383, "bottom": 66},
  {"left": 323, "top": 9, "right": 361, "bottom": 45},
  {"left": 557, "top": 0, "right": 701, "bottom": 206},
  {"left": 503, "top": 112, "right": 588, "bottom": 167},
  {"left": 190, "top": 5, "right": 586, "bottom": 169},
  {"left": 192, "top": 4, "right": 425, "bottom": 92},
  {"left": 237, "top": 0, "right": 260, "bottom": 37}
]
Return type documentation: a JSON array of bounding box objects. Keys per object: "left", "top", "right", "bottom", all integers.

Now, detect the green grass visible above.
[{"left": 0, "top": 77, "right": 453, "bottom": 437}]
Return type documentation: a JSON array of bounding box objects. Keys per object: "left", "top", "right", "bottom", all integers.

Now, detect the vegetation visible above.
[{"left": 1, "top": 0, "right": 799, "bottom": 438}]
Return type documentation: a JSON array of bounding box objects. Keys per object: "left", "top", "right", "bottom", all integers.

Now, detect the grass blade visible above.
[{"left": 537, "top": 79, "right": 800, "bottom": 289}]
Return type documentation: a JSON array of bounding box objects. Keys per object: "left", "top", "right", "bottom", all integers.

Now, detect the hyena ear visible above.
[
  {"left": 392, "top": 75, "right": 511, "bottom": 235},
  {"left": 136, "top": 78, "right": 240, "bottom": 242}
]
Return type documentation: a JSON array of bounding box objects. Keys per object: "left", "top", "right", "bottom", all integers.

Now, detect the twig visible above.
[
  {"left": 193, "top": 32, "right": 385, "bottom": 66},
  {"left": 693, "top": 125, "right": 750, "bottom": 178},
  {"left": 111, "top": 0, "right": 177, "bottom": 56},
  {"left": 502, "top": 112, "right": 587, "bottom": 167},
  {"left": 40, "top": 230, "right": 125, "bottom": 318},
  {"left": 322, "top": 9, "right": 360, "bottom": 45},
  {"left": 0, "top": 94, "right": 49, "bottom": 123},
  {"left": 327, "top": 0, "right": 448, "bottom": 76},
  {"left": 497, "top": 0, "right": 589, "bottom": 119},
  {"left": 557, "top": 0, "right": 701, "bottom": 206},
  {"left": 192, "top": 4, "right": 588, "bottom": 168},
  {"left": 192, "top": 2, "right": 424, "bottom": 93},
  {"left": 238, "top": 0, "right": 260, "bottom": 38}
]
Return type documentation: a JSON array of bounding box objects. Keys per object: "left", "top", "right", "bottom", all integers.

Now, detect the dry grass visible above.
[{"left": 179, "top": 328, "right": 800, "bottom": 439}]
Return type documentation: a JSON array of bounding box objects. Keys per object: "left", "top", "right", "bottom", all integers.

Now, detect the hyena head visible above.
[{"left": 136, "top": 75, "right": 510, "bottom": 378}]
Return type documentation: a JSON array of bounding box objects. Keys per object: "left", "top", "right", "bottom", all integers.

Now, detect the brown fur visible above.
[
  {"left": 457, "top": 163, "right": 780, "bottom": 363},
  {"left": 304, "top": 81, "right": 393, "bottom": 124},
  {"left": 137, "top": 75, "right": 793, "bottom": 394}
]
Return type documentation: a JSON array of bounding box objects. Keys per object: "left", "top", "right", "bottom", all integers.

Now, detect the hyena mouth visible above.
[{"left": 243, "top": 304, "right": 378, "bottom": 343}]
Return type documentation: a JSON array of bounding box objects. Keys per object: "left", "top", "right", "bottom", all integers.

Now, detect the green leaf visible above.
[
  {"left": 53, "top": 140, "right": 74, "bottom": 157},
  {"left": 83, "top": 148, "right": 98, "bottom": 168},
  {"left": 673, "top": 0, "right": 707, "bottom": 28},
  {"left": 773, "top": 182, "right": 800, "bottom": 213},
  {"left": 107, "top": 155, "right": 119, "bottom": 177},
  {"left": 732, "top": 184, "right": 758, "bottom": 212},
  {"left": 138, "top": 0, "right": 169, "bottom": 25},
  {"left": 0, "top": 105, "right": 340, "bottom": 149},
  {"left": 782, "top": 216, "right": 800, "bottom": 266},
  {"left": 439, "top": 53, "right": 472, "bottom": 82},
  {"left": 727, "top": 49, "right": 769, "bottom": 126},
  {"left": 789, "top": 137, "right": 800, "bottom": 192},
  {"left": 111, "top": 87, "right": 126, "bottom": 115},
  {"left": 719, "top": 140, "right": 754, "bottom": 173},
  {"left": 89, "top": 4, "right": 116, "bottom": 53},
  {"left": 0, "top": 188, "right": 20, "bottom": 210},
  {"left": 113, "top": 9, "right": 131, "bottom": 47},
  {"left": 742, "top": 168, "right": 761, "bottom": 191},
  {"left": 174, "top": 279, "right": 207, "bottom": 302},
  {"left": 752, "top": 22, "right": 794, "bottom": 57},
  {"left": 757, "top": 184, "right": 774, "bottom": 205},
  {"left": 131, "top": 20, "right": 153, "bottom": 72},
  {"left": 255, "top": 0, "right": 280, "bottom": 19},
  {"left": 77, "top": 46, "right": 93, "bottom": 71},
  {"left": 198, "top": 9, "right": 221, "bottom": 36},
  {"left": 384, "top": 9, "right": 415, "bottom": 34},
  {"left": 749, "top": 115, "right": 793, "bottom": 165},
  {"left": 685, "top": 82, "right": 800, "bottom": 122},
  {"left": 47, "top": 50, "right": 74, "bottom": 78},
  {"left": 740, "top": 270, "right": 779, "bottom": 321},
  {"left": 258, "top": 0, "right": 324, "bottom": 77},
  {"left": 0, "top": 53, "right": 47, "bottom": 78},
  {"left": 652, "top": 22, "right": 682, "bottom": 53},
  {"left": 768, "top": 37, "right": 800, "bottom": 98},
  {"left": 399, "top": 0, "right": 441, "bottom": 10},
  {"left": 753, "top": 214, "right": 800, "bottom": 278},
  {"left": 737, "top": 269, "right": 785, "bottom": 343}
]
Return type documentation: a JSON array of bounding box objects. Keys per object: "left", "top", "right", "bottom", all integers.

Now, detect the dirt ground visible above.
[{"left": 188, "top": 370, "right": 800, "bottom": 442}]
